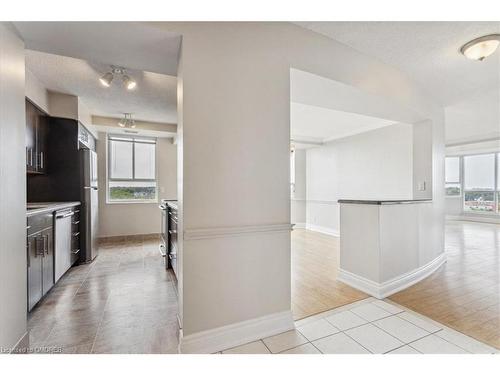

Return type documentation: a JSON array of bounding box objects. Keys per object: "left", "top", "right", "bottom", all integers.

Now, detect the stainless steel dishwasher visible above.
[{"left": 54, "top": 209, "right": 74, "bottom": 282}]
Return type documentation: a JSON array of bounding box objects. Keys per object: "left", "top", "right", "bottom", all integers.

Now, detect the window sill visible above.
[{"left": 106, "top": 200, "right": 158, "bottom": 205}]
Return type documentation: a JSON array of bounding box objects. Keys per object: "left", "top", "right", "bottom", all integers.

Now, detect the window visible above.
[
  {"left": 463, "top": 153, "right": 496, "bottom": 213},
  {"left": 445, "top": 156, "right": 461, "bottom": 196},
  {"left": 108, "top": 135, "right": 157, "bottom": 202}
]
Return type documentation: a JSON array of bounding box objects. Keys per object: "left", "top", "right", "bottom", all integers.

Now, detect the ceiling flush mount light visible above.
[
  {"left": 99, "top": 66, "right": 137, "bottom": 90},
  {"left": 460, "top": 34, "right": 500, "bottom": 61},
  {"left": 118, "top": 113, "right": 136, "bottom": 129}
]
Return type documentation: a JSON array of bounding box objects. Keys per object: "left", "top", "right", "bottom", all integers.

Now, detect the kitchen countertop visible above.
[
  {"left": 338, "top": 199, "right": 432, "bottom": 205},
  {"left": 27, "top": 201, "right": 81, "bottom": 217}
]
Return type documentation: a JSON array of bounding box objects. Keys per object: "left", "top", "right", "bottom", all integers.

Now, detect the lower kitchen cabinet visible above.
[{"left": 27, "top": 213, "right": 54, "bottom": 311}]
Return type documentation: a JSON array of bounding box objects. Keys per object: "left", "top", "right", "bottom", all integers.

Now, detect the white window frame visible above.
[
  {"left": 447, "top": 152, "right": 499, "bottom": 215},
  {"left": 106, "top": 134, "right": 158, "bottom": 204},
  {"left": 445, "top": 156, "right": 462, "bottom": 197}
]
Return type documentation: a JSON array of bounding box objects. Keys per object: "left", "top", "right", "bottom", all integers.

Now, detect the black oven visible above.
[{"left": 159, "top": 201, "right": 168, "bottom": 264}]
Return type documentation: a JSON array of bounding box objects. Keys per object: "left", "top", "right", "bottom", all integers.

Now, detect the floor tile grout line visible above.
[
  {"left": 394, "top": 310, "right": 444, "bottom": 334},
  {"left": 260, "top": 339, "right": 272, "bottom": 354}
]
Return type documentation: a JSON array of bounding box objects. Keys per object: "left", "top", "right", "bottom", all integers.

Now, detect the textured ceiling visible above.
[
  {"left": 14, "top": 22, "right": 181, "bottom": 76},
  {"left": 295, "top": 22, "right": 500, "bottom": 106},
  {"left": 291, "top": 102, "right": 396, "bottom": 143},
  {"left": 26, "top": 50, "right": 177, "bottom": 124}
]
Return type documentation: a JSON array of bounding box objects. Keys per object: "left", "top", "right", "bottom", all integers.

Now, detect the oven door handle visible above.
[{"left": 159, "top": 243, "right": 167, "bottom": 257}]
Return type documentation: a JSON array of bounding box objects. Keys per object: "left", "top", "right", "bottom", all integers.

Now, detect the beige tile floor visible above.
[
  {"left": 27, "top": 235, "right": 180, "bottom": 354},
  {"left": 220, "top": 298, "right": 499, "bottom": 354}
]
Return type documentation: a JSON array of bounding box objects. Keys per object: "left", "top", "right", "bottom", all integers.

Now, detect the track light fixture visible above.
[
  {"left": 99, "top": 66, "right": 137, "bottom": 90},
  {"left": 118, "top": 113, "right": 136, "bottom": 129}
]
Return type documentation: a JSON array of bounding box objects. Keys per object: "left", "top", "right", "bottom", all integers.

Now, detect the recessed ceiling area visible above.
[
  {"left": 295, "top": 22, "right": 500, "bottom": 107},
  {"left": 291, "top": 102, "right": 396, "bottom": 144},
  {"left": 26, "top": 50, "right": 177, "bottom": 124}
]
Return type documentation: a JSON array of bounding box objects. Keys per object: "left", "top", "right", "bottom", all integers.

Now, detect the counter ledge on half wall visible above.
[{"left": 337, "top": 199, "right": 432, "bottom": 205}]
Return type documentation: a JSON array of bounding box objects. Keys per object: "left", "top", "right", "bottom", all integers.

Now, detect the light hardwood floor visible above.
[
  {"left": 389, "top": 220, "right": 500, "bottom": 349},
  {"left": 291, "top": 228, "right": 368, "bottom": 320},
  {"left": 293, "top": 222, "right": 499, "bottom": 349}
]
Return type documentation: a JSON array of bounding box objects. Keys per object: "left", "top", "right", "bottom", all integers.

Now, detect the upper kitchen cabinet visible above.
[{"left": 26, "top": 99, "right": 49, "bottom": 174}]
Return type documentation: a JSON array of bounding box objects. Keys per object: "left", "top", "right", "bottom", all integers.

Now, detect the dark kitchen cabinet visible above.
[
  {"left": 27, "top": 212, "right": 54, "bottom": 311},
  {"left": 40, "top": 227, "right": 54, "bottom": 295},
  {"left": 27, "top": 235, "right": 42, "bottom": 311},
  {"left": 25, "top": 99, "right": 48, "bottom": 174}
]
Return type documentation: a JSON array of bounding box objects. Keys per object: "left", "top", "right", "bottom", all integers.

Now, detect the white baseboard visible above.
[
  {"left": 179, "top": 310, "right": 294, "bottom": 354},
  {"left": 446, "top": 214, "right": 500, "bottom": 224},
  {"left": 292, "top": 222, "right": 306, "bottom": 229},
  {"left": 338, "top": 253, "right": 447, "bottom": 299},
  {"left": 305, "top": 224, "right": 339, "bottom": 237}
]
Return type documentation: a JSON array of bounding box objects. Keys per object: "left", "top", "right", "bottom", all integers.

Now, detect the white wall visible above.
[
  {"left": 445, "top": 89, "right": 500, "bottom": 145},
  {"left": 305, "top": 123, "right": 414, "bottom": 234},
  {"left": 25, "top": 68, "right": 49, "bottom": 113},
  {"left": 154, "top": 22, "right": 445, "bottom": 352},
  {"left": 97, "top": 133, "right": 177, "bottom": 237},
  {"left": 291, "top": 148, "right": 306, "bottom": 226},
  {"left": 0, "top": 23, "right": 27, "bottom": 351},
  {"left": 48, "top": 91, "right": 79, "bottom": 119}
]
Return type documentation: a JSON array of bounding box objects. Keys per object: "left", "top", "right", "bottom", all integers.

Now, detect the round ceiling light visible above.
[{"left": 460, "top": 34, "right": 500, "bottom": 61}]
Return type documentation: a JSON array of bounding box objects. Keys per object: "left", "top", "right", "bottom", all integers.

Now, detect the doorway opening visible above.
[{"left": 289, "top": 68, "right": 424, "bottom": 320}]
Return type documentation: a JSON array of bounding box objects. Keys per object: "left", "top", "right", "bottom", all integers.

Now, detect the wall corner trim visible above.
[
  {"left": 179, "top": 310, "right": 295, "bottom": 354},
  {"left": 338, "top": 252, "right": 446, "bottom": 299}
]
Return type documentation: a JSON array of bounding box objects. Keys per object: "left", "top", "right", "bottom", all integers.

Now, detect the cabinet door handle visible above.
[
  {"left": 29, "top": 148, "right": 33, "bottom": 167},
  {"left": 43, "top": 235, "right": 48, "bottom": 255},
  {"left": 40, "top": 151, "right": 44, "bottom": 169},
  {"left": 27, "top": 241, "right": 31, "bottom": 267},
  {"left": 35, "top": 236, "right": 43, "bottom": 257}
]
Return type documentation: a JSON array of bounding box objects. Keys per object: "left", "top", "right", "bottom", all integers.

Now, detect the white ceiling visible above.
[
  {"left": 295, "top": 22, "right": 500, "bottom": 106},
  {"left": 14, "top": 22, "right": 181, "bottom": 76},
  {"left": 26, "top": 50, "right": 177, "bottom": 124},
  {"left": 291, "top": 102, "right": 397, "bottom": 144}
]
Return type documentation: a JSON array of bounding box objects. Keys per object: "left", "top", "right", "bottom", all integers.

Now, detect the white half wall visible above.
[
  {"left": 97, "top": 133, "right": 177, "bottom": 237},
  {"left": 306, "top": 123, "right": 414, "bottom": 235},
  {"left": 0, "top": 23, "right": 27, "bottom": 352}
]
